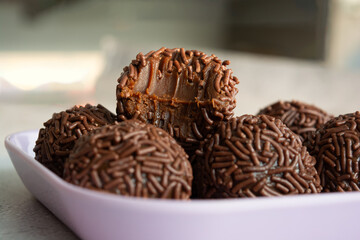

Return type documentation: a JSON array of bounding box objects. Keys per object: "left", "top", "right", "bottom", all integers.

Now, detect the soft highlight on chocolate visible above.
[{"left": 116, "top": 47, "right": 239, "bottom": 154}]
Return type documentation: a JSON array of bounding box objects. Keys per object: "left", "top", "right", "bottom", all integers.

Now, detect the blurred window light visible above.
[{"left": 0, "top": 52, "right": 103, "bottom": 92}]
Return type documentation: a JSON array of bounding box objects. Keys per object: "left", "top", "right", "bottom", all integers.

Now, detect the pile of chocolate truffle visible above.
[{"left": 34, "top": 47, "right": 360, "bottom": 200}]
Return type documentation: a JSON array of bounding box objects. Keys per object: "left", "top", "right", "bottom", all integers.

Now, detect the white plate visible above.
[{"left": 5, "top": 130, "right": 360, "bottom": 240}]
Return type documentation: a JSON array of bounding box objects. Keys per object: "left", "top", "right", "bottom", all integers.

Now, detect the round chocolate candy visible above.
[
  {"left": 116, "top": 47, "right": 239, "bottom": 154},
  {"left": 33, "top": 104, "right": 116, "bottom": 177},
  {"left": 194, "top": 115, "right": 321, "bottom": 198},
  {"left": 258, "top": 100, "right": 333, "bottom": 142},
  {"left": 310, "top": 112, "right": 360, "bottom": 192},
  {"left": 64, "top": 120, "right": 193, "bottom": 199}
]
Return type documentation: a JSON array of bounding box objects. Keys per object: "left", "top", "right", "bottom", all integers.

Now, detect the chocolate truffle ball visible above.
[
  {"left": 258, "top": 100, "right": 333, "bottom": 142},
  {"left": 310, "top": 112, "right": 360, "bottom": 192},
  {"left": 64, "top": 120, "right": 193, "bottom": 199},
  {"left": 116, "top": 47, "right": 239, "bottom": 154},
  {"left": 194, "top": 115, "right": 321, "bottom": 198},
  {"left": 33, "top": 104, "right": 116, "bottom": 177}
]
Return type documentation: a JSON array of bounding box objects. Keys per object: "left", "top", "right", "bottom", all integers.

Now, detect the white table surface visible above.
[{"left": 1, "top": 49, "right": 360, "bottom": 239}]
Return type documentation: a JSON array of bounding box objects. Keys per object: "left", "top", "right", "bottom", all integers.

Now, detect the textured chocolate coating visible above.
[
  {"left": 309, "top": 112, "right": 360, "bottom": 192},
  {"left": 64, "top": 120, "right": 193, "bottom": 199},
  {"left": 258, "top": 100, "right": 333, "bottom": 142},
  {"left": 33, "top": 104, "right": 116, "bottom": 177},
  {"left": 116, "top": 47, "right": 239, "bottom": 153},
  {"left": 194, "top": 115, "right": 321, "bottom": 198}
]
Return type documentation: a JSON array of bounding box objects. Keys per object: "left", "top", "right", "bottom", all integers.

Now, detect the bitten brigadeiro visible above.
[
  {"left": 116, "top": 47, "right": 239, "bottom": 154},
  {"left": 258, "top": 100, "right": 333, "bottom": 142},
  {"left": 309, "top": 112, "right": 360, "bottom": 192},
  {"left": 64, "top": 120, "right": 193, "bottom": 199},
  {"left": 33, "top": 104, "right": 116, "bottom": 177},
  {"left": 194, "top": 115, "right": 321, "bottom": 198}
]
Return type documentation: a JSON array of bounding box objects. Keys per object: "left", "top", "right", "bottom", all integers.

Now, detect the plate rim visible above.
[{"left": 5, "top": 129, "right": 360, "bottom": 215}]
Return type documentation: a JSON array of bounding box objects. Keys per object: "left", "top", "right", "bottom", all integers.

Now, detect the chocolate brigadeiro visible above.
[
  {"left": 33, "top": 104, "right": 116, "bottom": 177},
  {"left": 64, "top": 120, "right": 193, "bottom": 199},
  {"left": 258, "top": 100, "right": 333, "bottom": 142},
  {"left": 309, "top": 112, "right": 360, "bottom": 192},
  {"left": 194, "top": 115, "right": 321, "bottom": 198},
  {"left": 116, "top": 47, "right": 239, "bottom": 155}
]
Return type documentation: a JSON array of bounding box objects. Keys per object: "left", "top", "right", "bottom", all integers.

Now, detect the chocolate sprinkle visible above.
[
  {"left": 116, "top": 47, "right": 239, "bottom": 155},
  {"left": 309, "top": 112, "right": 360, "bottom": 192},
  {"left": 194, "top": 115, "right": 321, "bottom": 198},
  {"left": 258, "top": 100, "right": 333, "bottom": 142},
  {"left": 33, "top": 104, "right": 116, "bottom": 177},
  {"left": 64, "top": 120, "right": 193, "bottom": 199}
]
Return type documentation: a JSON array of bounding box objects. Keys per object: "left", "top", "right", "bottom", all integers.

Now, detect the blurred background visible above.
[
  {"left": 1, "top": 1, "right": 360, "bottom": 239},
  {"left": 2, "top": 0, "right": 360, "bottom": 156},
  {"left": 1, "top": 0, "right": 360, "bottom": 138}
]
